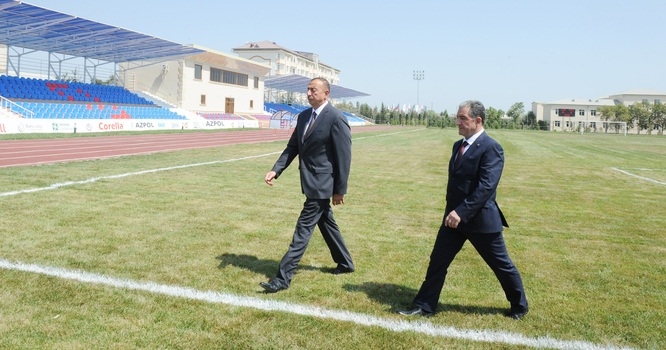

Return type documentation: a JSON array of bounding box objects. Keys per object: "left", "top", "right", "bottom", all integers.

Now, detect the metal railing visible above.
[{"left": 0, "top": 95, "right": 35, "bottom": 119}]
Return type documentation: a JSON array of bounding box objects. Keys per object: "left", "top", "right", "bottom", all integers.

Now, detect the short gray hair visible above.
[{"left": 459, "top": 100, "right": 485, "bottom": 123}]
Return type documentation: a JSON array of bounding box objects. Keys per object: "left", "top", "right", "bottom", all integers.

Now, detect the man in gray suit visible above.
[
  {"left": 399, "top": 100, "right": 529, "bottom": 319},
  {"left": 260, "top": 77, "right": 354, "bottom": 293}
]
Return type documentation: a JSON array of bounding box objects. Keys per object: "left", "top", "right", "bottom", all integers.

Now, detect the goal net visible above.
[{"left": 579, "top": 121, "right": 627, "bottom": 136}]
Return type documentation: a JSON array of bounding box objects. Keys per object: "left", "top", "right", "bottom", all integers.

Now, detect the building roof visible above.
[
  {"left": 0, "top": 0, "right": 204, "bottom": 63},
  {"left": 235, "top": 40, "right": 285, "bottom": 50},
  {"left": 609, "top": 89, "right": 666, "bottom": 96},
  {"left": 547, "top": 98, "right": 616, "bottom": 106},
  {"left": 265, "top": 74, "right": 370, "bottom": 99},
  {"left": 189, "top": 44, "right": 271, "bottom": 76},
  {"left": 233, "top": 40, "right": 337, "bottom": 71}
]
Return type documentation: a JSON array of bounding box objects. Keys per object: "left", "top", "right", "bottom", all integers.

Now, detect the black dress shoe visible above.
[
  {"left": 332, "top": 265, "right": 354, "bottom": 275},
  {"left": 398, "top": 307, "right": 433, "bottom": 317},
  {"left": 505, "top": 308, "right": 529, "bottom": 320},
  {"left": 259, "top": 281, "right": 287, "bottom": 293}
]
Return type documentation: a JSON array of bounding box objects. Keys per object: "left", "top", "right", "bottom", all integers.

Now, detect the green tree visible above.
[
  {"left": 598, "top": 105, "right": 615, "bottom": 132},
  {"left": 506, "top": 102, "right": 525, "bottom": 128},
  {"left": 485, "top": 107, "right": 504, "bottom": 129},
  {"left": 629, "top": 101, "right": 652, "bottom": 135},
  {"left": 358, "top": 103, "right": 373, "bottom": 120},
  {"left": 598, "top": 104, "right": 630, "bottom": 133},
  {"left": 652, "top": 102, "right": 666, "bottom": 135},
  {"left": 615, "top": 104, "right": 631, "bottom": 132},
  {"left": 426, "top": 109, "right": 453, "bottom": 128},
  {"left": 525, "top": 111, "right": 537, "bottom": 129},
  {"left": 375, "top": 103, "right": 387, "bottom": 124}
]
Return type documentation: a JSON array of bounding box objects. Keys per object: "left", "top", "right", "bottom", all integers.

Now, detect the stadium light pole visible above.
[
  {"left": 414, "top": 70, "right": 425, "bottom": 105},
  {"left": 413, "top": 70, "right": 424, "bottom": 110}
]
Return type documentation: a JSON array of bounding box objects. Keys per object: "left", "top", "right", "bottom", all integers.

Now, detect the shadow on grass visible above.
[
  {"left": 343, "top": 282, "right": 506, "bottom": 316},
  {"left": 216, "top": 253, "right": 324, "bottom": 279}
]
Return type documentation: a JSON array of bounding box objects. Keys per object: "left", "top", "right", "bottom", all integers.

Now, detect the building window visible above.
[
  {"left": 643, "top": 99, "right": 649, "bottom": 104},
  {"left": 224, "top": 70, "right": 248, "bottom": 86},
  {"left": 590, "top": 109, "right": 596, "bottom": 116},
  {"left": 200, "top": 94, "right": 206, "bottom": 105},
  {"left": 250, "top": 100, "right": 254, "bottom": 108},
  {"left": 254, "top": 76, "right": 259, "bottom": 88},
  {"left": 579, "top": 109, "right": 585, "bottom": 116},
  {"left": 210, "top": 68, "right": 221, "bottom": 83},
  {"left": 554, "top": 121, "right": 561, "bottom": 127},
  {"left": 655, "top": 99, "right": 661, "bottom": 104},
  {"left": 194, "top": 64, "right": 202, "bottom": 80},
  {"left": 590, "top": 122, "right": 596, "bottom": 129},
  {"left": 210, "top": 67, "right": 248, "bottom": 86}
]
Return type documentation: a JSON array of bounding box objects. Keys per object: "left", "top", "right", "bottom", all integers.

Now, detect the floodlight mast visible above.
[{"left": 413, "top": 70, "right": 424, "bottom": 108}]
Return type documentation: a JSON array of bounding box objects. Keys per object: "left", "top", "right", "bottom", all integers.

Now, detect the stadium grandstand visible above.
[
  {"left": 0, "top": 0, "right": 370, "bottom": 134},
  {"left": 262, "top": 74, "right": 370, "bottom": 128}
]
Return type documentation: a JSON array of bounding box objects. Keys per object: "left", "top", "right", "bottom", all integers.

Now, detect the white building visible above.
[
  {"left": 121, "top": 45, "right": 270, "bottom": 116},
  {"left": 232, "top": 41, "right": 340, "bottom": 84},
  {"left": 231, "top": 41, "right": 370, "bottom": 107},
  {"left": 608, "top": 89, "right": 665, "bottom": 106},
  {"left": 532, "top": 89, "right": 666, "bottom": 133}
]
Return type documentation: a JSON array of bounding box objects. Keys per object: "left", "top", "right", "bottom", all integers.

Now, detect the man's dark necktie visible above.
[
  {"left": 304, "top": 111, "right": 317, "bottom": 140},
  {"left": 454, "top": 140, "right": 468, "bottom": 167}
]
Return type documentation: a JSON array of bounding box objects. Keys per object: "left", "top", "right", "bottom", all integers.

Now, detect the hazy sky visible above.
[{"left": 24, "top": 0, "right": 666, "bottom": 113}]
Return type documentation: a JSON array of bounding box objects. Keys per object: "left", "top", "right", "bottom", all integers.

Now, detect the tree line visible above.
[
  {"left": 336, "top": 100, "right": 666, "bottom": 135},
  {"left": 336, "top": 101, "right": 545, "bottom": 130},
  {"left": 597, "top": 101, "right": 666, "bottom": 135}
]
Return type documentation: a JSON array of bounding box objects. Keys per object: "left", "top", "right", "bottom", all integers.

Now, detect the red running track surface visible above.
[{"left": 0, "top": 126, "right": 394, "bottom": 168}]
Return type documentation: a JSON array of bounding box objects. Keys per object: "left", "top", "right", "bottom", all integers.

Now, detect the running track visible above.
[{"left": 0, "top": 126, "right": 394, "bottom": 168}]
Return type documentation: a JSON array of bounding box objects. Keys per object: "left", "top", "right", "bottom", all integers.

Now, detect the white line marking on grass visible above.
[
  {"left": 353, "top": 128, "right": 425, "bottom": 141},
  {"left": 611, "top": 167, "right": 666, "bottom": 185},
  {"left": 1, "top": 129, "right": 424, "bottom": 198},
  {"left": 0, "top": 152, "right": 282, "bottom": 198},
  {"left": 0, "top": 258, "right": 633, "bottom": 350}
]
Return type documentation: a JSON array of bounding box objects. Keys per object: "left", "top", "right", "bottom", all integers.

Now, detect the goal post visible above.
[
  {"left": 579, "top": 121, "right": 627, "bottom": 136},
  {"left": 603, "top": 121, "right": 627, "bottom": 136}
]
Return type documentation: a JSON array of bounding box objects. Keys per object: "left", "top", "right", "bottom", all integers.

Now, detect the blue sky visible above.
[{"left": 25, "top": 0, "right": 666, "bottom": 114}]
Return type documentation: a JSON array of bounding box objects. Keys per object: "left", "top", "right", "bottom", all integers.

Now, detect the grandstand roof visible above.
[
  {"left": 0, "top": 0, "right": 204, "bottom": 63},
  {"left": 265, "top": 74, "right": 370, "bottom": 99}
]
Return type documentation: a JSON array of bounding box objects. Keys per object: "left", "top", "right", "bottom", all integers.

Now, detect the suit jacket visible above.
[
  {"left": 446, "top": 131, "right": 508, "bottom": 233},
  {"left": 271, "top": 103, "right": 352, "bottom": 199}
]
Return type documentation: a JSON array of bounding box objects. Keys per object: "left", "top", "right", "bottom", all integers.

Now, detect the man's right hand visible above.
[
  {"left": 445, "top": 210, "right": 461, "bottom": 228},
  {"left": 265, "top": 171, "right": 277, "bottom": 186}
]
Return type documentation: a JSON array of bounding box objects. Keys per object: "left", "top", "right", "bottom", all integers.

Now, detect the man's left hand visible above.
[{"left": 332, "top": 194, "right": 345, "bottom": 205}]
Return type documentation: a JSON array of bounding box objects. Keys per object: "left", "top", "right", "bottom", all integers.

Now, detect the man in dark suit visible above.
[
  {"left": 399, "top": 100, "right": 529, "bottom": 319},
  {"left": 260, "top": 77, "right": 354, "bottom": 293}
]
